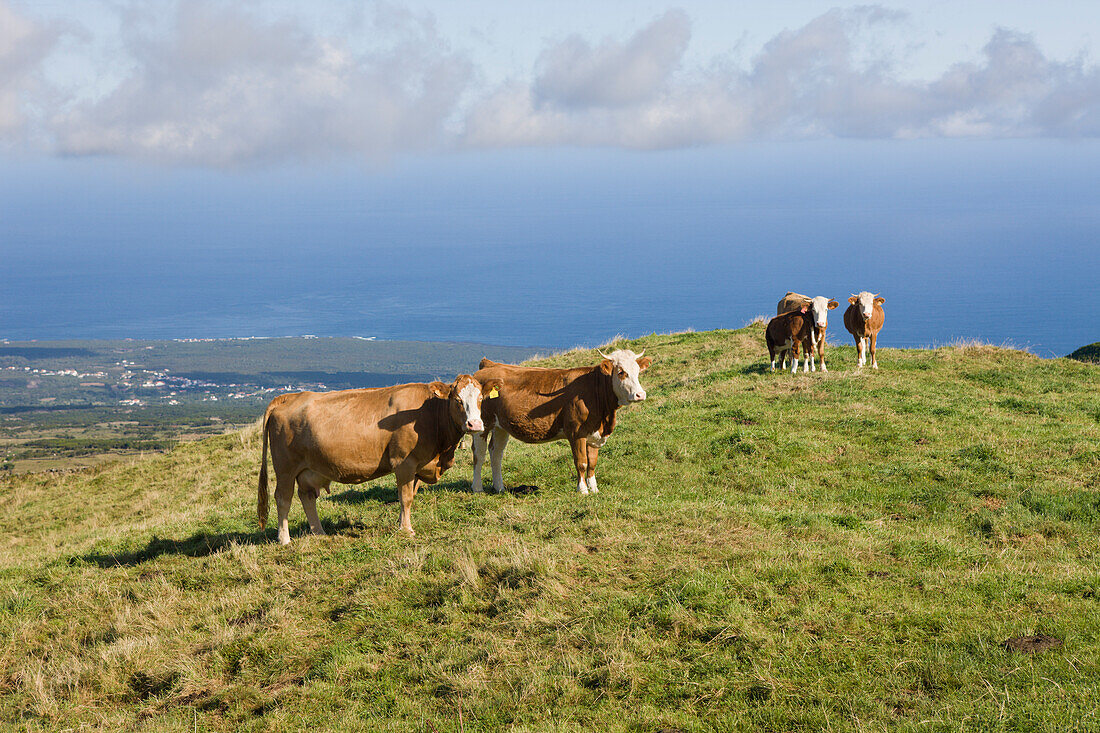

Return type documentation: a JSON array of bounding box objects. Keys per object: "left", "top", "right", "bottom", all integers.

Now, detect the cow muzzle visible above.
[
  {"left": 465, "top": 419, "right": 484, "bottom": 433},
  {"left": 631, "top": 390, "right": 647, "bottom": 402}
]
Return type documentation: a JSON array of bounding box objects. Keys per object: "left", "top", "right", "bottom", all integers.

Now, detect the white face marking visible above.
[
  {"left": 457, "top": 382, "right": 484, "bottom": 432},
  {"left": 604, "top": 349, "right": 647, "bottom": 405},
  {"left": 809, "top": 296, "right": 831, "bottom": 328},
  {"left": 856, "top": 291, "right": 875, "bottom": 319}
]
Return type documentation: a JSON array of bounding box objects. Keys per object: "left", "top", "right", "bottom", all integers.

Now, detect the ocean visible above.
[{"left": 2, "top": 140, "right": 1097, "bottom": 357}]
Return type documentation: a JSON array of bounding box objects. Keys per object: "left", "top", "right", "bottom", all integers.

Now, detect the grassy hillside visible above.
[
  {"left": 1068, "top": 342, "right": 1100, "bottom": 363},
  {"left": 0, "top": 325, "right": 1098, "bottom": 732}
]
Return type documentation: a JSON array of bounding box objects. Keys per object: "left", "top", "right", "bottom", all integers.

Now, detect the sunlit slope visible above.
[{"left": 1, "top": 325, "right": 1098, "bottom": 732}]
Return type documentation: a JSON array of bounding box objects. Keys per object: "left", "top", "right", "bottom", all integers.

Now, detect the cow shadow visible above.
[
  {"left": 76, "top": 517, "right": 369, "bottom": 568},
  {"left": 328, "top": 478, "right": 537, "bottom": 505},
  {"left": 741, "top": 362, "right": 771, "bottom": 375},
  {"left": 328, "top": 477, "right": 474, "bottom": 505}
]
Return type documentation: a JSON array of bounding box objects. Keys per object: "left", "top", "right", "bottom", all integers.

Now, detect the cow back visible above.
[
  {"left": 777, "top": 292, "right": 809, "bottom": 316},
  {"left": 267, "top": 383, "right": 455, "bottom": 484},
  {"left": 475, "top": 362, "right": 616, "bottom": 444}
]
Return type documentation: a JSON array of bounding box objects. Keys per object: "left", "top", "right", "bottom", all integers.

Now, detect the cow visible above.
[
  {"left": 257, "top": 374, "right": 500, "bottom": 544},
  {"left": 777, "top": 292, "right": 839, "bottom": 372},
  {"left": 766, "top": 307, "right": 815, "bottom": 373},
  {"left": 843, "top": 291, "right": 886, "bottom": 368},
  {"left": 471, "top": 349, "right": 651, "bottom": 496}
]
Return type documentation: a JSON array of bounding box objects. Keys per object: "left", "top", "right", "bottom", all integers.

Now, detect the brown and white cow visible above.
[
  {"left": 471, "top": 349, "right": 651, "bottom": 495},
  {"left": 258, "top": 374, "right": 500, "bottom": 543},
  {"left": 843, "top": 291, "right": 886, "bottom": 368},
  {"left": 777, "top": 292, "right": 839, "bottom": 372},
  {"left": 766, "top": 307, "right": 816, "bottom": 373}
]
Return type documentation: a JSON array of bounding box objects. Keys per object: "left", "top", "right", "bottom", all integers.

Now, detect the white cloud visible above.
[
  {"left": 532, "top": 9, "right": 691, "bottom": 110},
  {"left": 0, "top": 0, "right": 58, "bottom": 140},
  {"left": 49, "top": 2, "right": 473, "bottom": 165},
  {"left": 463, "top": 7, "right": 1100, "bottom": 149},
  {"left": 3, "top": 3, "right": 1099, "bottom": 163}
]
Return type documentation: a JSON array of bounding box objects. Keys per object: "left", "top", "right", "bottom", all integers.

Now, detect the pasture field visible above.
[{"left": 0, "top": 324, "right": 1098, "bottom": 731}]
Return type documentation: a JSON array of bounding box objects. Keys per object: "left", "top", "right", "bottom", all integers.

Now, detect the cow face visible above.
[
  {"left": 808, "top": 296, "right": 839, "bottom": 328},
  {"left": 431, "top": 375, "right": 492, "bottom": 433},
  {"left": 848, "top": 291, "right": 880, "bottom": 320},
  {"left": 599, "top": 349, "right": 650, "bottom": 406}
]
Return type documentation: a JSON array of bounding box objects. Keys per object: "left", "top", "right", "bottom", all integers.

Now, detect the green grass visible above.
[{"left": 0, "top": 325, "right": 1098, "bottom": 731}]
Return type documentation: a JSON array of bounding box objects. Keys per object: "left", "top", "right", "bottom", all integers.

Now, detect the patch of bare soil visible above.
[{"left": 1004, "top": 634, "right": 1062, "bottom": 653}]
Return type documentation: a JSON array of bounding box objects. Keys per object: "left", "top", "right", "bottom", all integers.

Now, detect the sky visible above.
[
  {"left": 1, "top": 2, "right": 1098, "bottom": 353},
  {"left": 2, "top": 0, "right": 1098, "bottom": 164}
]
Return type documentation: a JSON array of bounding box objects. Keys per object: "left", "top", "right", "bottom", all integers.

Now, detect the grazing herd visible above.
[
  {"left": 768, "top": 290, "right": 886, "bottom": 373},
  {"left": 257, "top": 295, "right": 883, "bottom": 541}
]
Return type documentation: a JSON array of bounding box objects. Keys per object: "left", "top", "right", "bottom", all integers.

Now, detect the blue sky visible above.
[
  {"left": 1, "top": 2, "right": 1098, "bottom": 353},
  {"left": 2, "top": 1, "right": 1098, "bottom": 165}
]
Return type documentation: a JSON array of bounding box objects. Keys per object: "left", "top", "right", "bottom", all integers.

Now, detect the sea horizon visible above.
[{"left": 5, "top": 141, "right": 1098, "bottom": 358}]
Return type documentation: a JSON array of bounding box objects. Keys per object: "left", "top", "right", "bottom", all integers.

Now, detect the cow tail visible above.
[{"left": 257, "top": 408, "right": 272, "bottom": 530}]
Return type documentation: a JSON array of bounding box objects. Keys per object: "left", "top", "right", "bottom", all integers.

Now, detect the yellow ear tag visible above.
[{"left": 488, "top": 388, "right": 499, "bottom": 398}]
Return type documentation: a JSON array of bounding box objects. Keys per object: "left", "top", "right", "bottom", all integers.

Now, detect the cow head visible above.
[
  {"left": 848, "top": 292, "right": 883, "bottom": 320},
  {"left": 807, "top": 296, "right": 839, "bottom": 329},
  {"left": 598, "top": 348, "right": 651, "bottom": 406},
  {"left": 430, "top": 374, "right": 499, "bottom": 433}
]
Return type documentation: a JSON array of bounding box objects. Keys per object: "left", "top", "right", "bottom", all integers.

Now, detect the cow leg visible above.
[
  {"left": 856, "top": 336, "right": 865, "bottom": 367},
  {"left": 296, "top": 471, "right": 329, "bottom": 537},
  {"left": 274, "top": 473, "right": 296, "bottom": 545},
  {"left": 488, "top": 427, "right": 509, "bottom": 494},
  {"left": 570, "top": 439, "right": 590, "bottom": 495},
  {"left": 585, "top": 443, "right": 599, "bottom": 494},
  {"left": 395, "top": 465, "right": 417, "bottom": 535},
  {"left": 819, "top": 339, "right": 827, "bottom": 372},
  {"left": 471, "top": 431, "right": 488, "bottom": 492},
  {"left": 803, "top": 339, "right": 812, "bottom": 373},
  {"left": 790, "top": 342, "right": 800, "bottom": 374},
  {"left": 870, "top": 332, "right": 879, "bottom": 369}
]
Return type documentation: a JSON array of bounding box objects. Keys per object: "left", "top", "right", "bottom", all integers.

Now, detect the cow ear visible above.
[
  {"left": 827, "top": 300, "right": 839, "bottom": 310},
  {"left": 481, "top": 378, "right": 502, "bottom": 397},
  {"left": 428, "top": 381, "right": 452, "bottom": 399},
  {"left": 848, "top": 295, "right": 858, "bottom": 305},
  {"left": 599, "top": 359, "right": 614, "bottom": 375},
  {"left": 636, "top": 356, "right": 652, "bottom": 371},
  {"left": 874, "top": 297, "right": 885, "bottom": 305}
]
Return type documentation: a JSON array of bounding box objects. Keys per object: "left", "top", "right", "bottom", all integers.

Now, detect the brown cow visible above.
[
  {"left": 258, "top": 374, "right": 500, "bottom": 544},
  {"left": 766, "top": 307, "right": 815, "bottom": 373},
  {"left": 471, "top": 349, "right": 651, "bottom": 495},
  {"left": 777, "top": 292, "right": 839, "bottom": 372},
  {"left": 843, "top": 291, "right": 886, "bottom": 368}
]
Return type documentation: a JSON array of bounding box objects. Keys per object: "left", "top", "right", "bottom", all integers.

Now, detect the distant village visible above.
[{"left": 1, "top": 361, "right": 326, "bottom": 407}]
